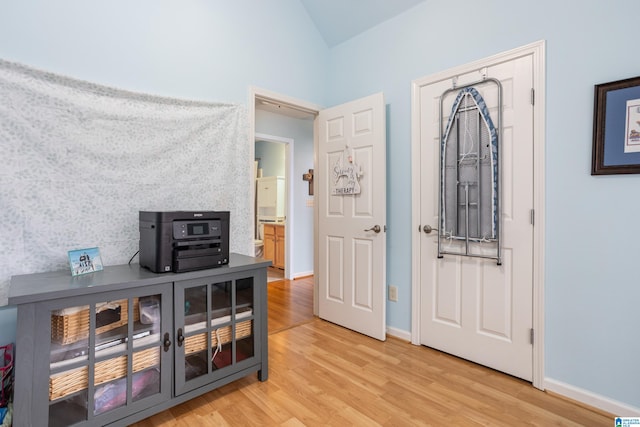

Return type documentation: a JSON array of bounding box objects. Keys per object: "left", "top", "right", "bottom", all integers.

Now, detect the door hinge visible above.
[
  {"left": 531, "top": 88, "right": 535, "bottom": 106},
  {"left": 530, "top": 209, "right": 535, "bottom": 226},
  {"left": 530, "top": 328, "right": 534, "bottom": 345}
]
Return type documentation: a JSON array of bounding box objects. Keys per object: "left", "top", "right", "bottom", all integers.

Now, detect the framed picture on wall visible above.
[
  {"left": 592, "top": 75, "right": 640, "bottom": 175},
  {"left": 68, "top": 247, "right": 103, "bottom": 276}
]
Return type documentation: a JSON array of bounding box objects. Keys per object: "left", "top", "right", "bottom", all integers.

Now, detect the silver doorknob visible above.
[
  {"left": 423, "top": 225, "right": 438, "bottom": 234},
  {"left": 365, "top": 225, "right": 381, "bottom": 233}
]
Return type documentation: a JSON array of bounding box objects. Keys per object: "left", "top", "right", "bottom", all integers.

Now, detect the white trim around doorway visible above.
[
  {"left": 248, "top": 86, "right": 322, "bottom": 315},
  {"left": 255, "top": 132, "right": 294, "bottom": 280}
]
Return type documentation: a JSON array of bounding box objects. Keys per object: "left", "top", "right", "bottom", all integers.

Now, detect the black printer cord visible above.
[{"left": 128, "top": 251, "right": 139, "bottom": 265}]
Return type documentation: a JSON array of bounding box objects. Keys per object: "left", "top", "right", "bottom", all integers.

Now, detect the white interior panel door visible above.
[
  {"left": 419, "top": 55, "right": 535, "bottom": 380},
  {"left": 318, "top": 93, "right": 386, "bottom": 341}
]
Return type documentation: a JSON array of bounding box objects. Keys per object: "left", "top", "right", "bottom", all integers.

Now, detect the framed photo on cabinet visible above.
[{"left": 68, "top": 247, "right": 103, "bottom": 276}]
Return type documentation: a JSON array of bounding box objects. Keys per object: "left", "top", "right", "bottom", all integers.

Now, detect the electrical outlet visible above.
[{"left": 388, "top": 285, "right": 398, "bottom": 302}]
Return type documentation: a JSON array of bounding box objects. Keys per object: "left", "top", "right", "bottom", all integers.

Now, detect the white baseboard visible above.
[
  {"left": 386, "top": 326, "right": 411, "bottom": 342},
  {"left": 544, "top": 378, "right": 640, "bottom": 416},
  {"left": 384, "top": 335, "right": 640, "bottom": 416},
  {"left": 292, "top": 271, "right": 313, "bottom": 279}
]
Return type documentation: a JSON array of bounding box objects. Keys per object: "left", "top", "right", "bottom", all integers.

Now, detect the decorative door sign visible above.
[{"left": 332, "top": 148, "right": 362, "bottom": 195}]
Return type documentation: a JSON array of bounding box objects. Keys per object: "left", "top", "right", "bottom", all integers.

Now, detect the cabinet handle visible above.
[
  {"left": 163, "top": 332, "right": 172, "bottom": 352},
  {"left": 177, "top": 328, "right": 185, "bottom": 347}
]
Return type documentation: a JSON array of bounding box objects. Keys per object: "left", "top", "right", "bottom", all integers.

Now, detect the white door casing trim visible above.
[
  {"left": 248, "top": 86, "right": 322, "bottom": 315},
  {"left": 410, "top": 40, "right": 546, "bottom": 389}
]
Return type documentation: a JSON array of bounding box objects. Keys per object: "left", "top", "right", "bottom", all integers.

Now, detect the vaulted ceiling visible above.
[
  {"left": 256, "top": 0, "right": 427, "bottom": 118},
  {"left": 299, "top": 0, "right": 426, "bottom": 47}
]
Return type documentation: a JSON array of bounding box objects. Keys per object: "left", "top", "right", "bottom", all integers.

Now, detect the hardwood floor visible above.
[
  {"left": 267, "top": 276, "right": 314, "bottom": 334},
  {"left": 267, "top": 267, "right": 285, "bottom": 283},
  {"left": 132, "top": 277, "right": 612, "bottom": 426}
]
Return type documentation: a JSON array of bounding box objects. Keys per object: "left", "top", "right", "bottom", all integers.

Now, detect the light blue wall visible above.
[
  {"left": 1, "top": 0, "right": 638, "bottom": 412},
  {"left": 256, "top": 110, "right": 315, "bottom": 276},
  {"left": 0, "top": 0, "right": 328, "bottom": 105},
  {"left": 325, "top": 0, "right": 640, "bottom": 409},
  {"left": 255, "top": 141, "right": 286, "bottom": 178},
  {"left": 0, "top": 0, "right": 328, "bottom": 346}
]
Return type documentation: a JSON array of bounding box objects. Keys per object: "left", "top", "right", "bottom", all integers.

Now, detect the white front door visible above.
[
  {"left": 418, "top": 55, "right": 535, "bottom": 380},
  {"left": 317, "top": 93, "right": 387, "bottom": 341}
]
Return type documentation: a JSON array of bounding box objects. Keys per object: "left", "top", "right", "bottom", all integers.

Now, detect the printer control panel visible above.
[{"left": 173, "top": 220, "right": 222, "bottom": 240}]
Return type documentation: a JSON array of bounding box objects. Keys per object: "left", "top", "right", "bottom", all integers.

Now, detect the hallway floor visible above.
[{"left": 267, "top": 267, "right": 284, "bottom": 283}]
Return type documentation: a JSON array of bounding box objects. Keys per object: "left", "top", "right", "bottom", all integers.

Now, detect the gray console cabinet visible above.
[{"left": 9, "top": 253, "right": 269, "bottom": 427}]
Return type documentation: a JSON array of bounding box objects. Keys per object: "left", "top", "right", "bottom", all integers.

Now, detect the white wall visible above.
[{"left": 325, "top": 0, "right": 640, "bottom": 411}]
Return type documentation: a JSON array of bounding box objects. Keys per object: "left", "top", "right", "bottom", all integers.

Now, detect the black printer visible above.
[{"left": 139, "top": 211, "right": 229, "bottom": 273}]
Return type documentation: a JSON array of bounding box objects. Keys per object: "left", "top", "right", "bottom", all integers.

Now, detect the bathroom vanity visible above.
[{"left": 262, "top": 223, "right": 285, "bottom": 269}]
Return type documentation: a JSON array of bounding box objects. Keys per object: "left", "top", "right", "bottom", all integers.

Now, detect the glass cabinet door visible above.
[
  {"left": 175, "top": 274, "right": 256, "bottom": 396},
  {"left": 46, "top": 284, "right": 171, "bottom": 426}
]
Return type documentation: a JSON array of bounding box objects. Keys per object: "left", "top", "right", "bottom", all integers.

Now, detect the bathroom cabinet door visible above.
[
  {"left": 263, "top": 224, "right": 284, "bottom": 269},
  {"left": 263, "top": 224, "right": 276, "bottom": 264},
  {"left": 274, "top": 225, "right": 285, "bottom": 269}
]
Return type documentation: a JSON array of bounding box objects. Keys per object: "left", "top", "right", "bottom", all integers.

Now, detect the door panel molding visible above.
[
  {"left": 410, "top": 40, "right": 546, "bottom": 389},
  {"left": 318, "top": 92, "right": 387, "bottom": 341}
]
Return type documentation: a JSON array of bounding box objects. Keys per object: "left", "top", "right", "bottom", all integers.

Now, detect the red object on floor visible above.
[{"left": 0, "top": 344, "right": 14, "bottom": 407}]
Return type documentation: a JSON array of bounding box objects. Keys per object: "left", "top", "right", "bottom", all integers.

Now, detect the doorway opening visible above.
[
  {"left": 255, "top": 132, "right": 292, "bottom": 281},
  {"left": 249, "top": 87, "right": 320, "bottom": 315}
]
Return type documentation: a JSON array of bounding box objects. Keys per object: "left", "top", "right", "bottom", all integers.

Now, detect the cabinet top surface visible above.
[{"left": 9, "top": 253, "right": 270, "bottom": 305}]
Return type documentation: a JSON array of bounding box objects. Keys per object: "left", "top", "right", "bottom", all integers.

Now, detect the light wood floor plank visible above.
[{"left": 131, "top": 278, "right": 612, "bottom": 426}]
